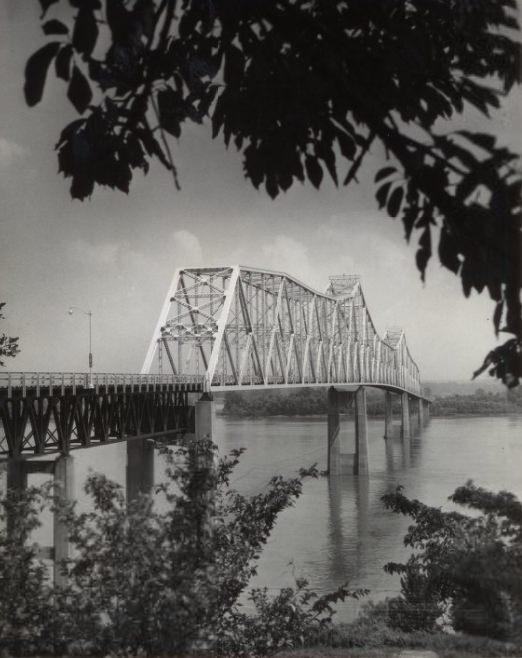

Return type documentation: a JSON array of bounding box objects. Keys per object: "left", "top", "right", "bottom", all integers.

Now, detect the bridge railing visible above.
[{"left": 0, "top": 372, "right": 204, "bottom": 396}]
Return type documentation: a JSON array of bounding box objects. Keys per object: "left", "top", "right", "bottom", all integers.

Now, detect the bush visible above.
[
  {"left": 0, "top": 440, "right": 364, "bottom": 656},
  {"left": 382, "top": 481, "right": 522, "bottom": 641},
  {"left": 0, "top": 484, "right": 55, "bottom": 655}
]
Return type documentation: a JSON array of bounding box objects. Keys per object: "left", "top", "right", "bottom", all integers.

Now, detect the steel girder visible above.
[
  {"left": 142, "top": 266, "right": 422, "bottom": 395},
  {"left": 0, "top": 386, "right": 193, "bottom": 458}
]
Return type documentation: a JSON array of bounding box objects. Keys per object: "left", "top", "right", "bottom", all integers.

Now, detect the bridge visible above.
[{"left": 0, "top": 266, "right": 430, "bottom": 583}]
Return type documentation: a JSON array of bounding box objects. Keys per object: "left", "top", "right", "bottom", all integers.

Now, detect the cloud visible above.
[
  {"left": 171, "top": 230, "right": 204, "bottom": 266},
  {"left": 259, "top": 234, "right": 314, "bottom": 283},
  {"left": 0, "top": 137, "right": 26, "bottom": 166}
]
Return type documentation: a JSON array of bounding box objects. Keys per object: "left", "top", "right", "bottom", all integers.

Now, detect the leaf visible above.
[
  {"left": 157, "top": 87, "right": 184, "bottom": 138},
  {"left": 55, "top": 45, "right": 73, "bottom": 82},
  {"left": 106, "top": 0, "right": 129, "bottom": 42},
  {"left": 315, "top": 142, "right": 337, "bottom": 185},
  {"left": 416, "top": 226, "right": 431, "bottom": 280},
  {"left": 67, "top": 66, "right": 92, "bottom": 113},
  {"left": 265, "top": 174, "right": 279, "bottom": 199},
  {"left": 336, "top": 131, "right": 356, "bottom": 160},
  {"left": 387, "top": 186, "right": 404, "bottom": 218},
  {"left": 39, "top": 0, "right": 59, "bottom": 17},
  {"left": 458, "top": 131, "right": 496, "bottom": 152},
  {"left": 305, "top": 156, "right": 323, "bottom": 189},
  {"left": 24, "top": 42, "right": 61, "bottom": 106},
  {"left": 493, "top": 301, "right": 504, "bottom": 335},
  {"left": 375, "top": 166, "right": 396, "bottom": 183},
  {"left": 224, "top": 44, "right": 244, "bottom": 85},
  {"left": 376, "top": 181, "right": 392, "bottom": 209},
  {"left": 73, "top": 7, "right": 99, "bottom": 56},
  {"left": 438, "top": 229, "right": 461, "bottom": 275},
  {"left": 42, "top": 19, "right": 69, "bottom": 35}
]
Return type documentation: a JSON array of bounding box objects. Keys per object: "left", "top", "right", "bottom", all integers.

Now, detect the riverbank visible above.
[{"left": 220, "top": 388, "right": 522, "bottom": 419}]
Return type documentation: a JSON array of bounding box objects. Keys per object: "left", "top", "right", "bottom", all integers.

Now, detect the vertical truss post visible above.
[
  {"left": 205, "top": 266, "right": 240, "bottom": 385},
  {"left": 141, "top": 269, "right": 182, "bottom": 374}
]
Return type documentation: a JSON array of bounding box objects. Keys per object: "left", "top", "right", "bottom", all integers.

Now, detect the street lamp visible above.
[{"left": 68, "top": 306, "right": 93, "bottom": 387}]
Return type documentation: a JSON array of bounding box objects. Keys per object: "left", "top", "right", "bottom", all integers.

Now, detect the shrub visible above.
[
  {"left": 0, "top": 484, "right": 55, "bottom": 655},
  {"left": 0, "top": 440, "right": 364, "bottom": 656},
  {"left": 382, "top": 481, "right": 522, "bottom": 641}
]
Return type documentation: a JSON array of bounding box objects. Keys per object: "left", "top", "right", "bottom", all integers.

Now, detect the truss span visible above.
[{"left": 142, "top": 266, "right": 422, "bottom": 395}]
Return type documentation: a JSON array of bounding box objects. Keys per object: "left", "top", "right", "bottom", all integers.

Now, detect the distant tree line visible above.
[{"left": 221, "top": 388, "right": 522, "bottom": 418}]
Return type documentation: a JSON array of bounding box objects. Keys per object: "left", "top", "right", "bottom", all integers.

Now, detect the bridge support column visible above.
[
  {"left": 195, "top": 392, "right": 214, "bottom": 443},
  {"left": 126, "top": 438, "right": 155, "bottom": 502},
  {"left": 417, "top": 398, "right": 424, "bottom": 431},
  {"left": 384, "top": 392, "right": 393, "bottom": 439},
  {"left": 401, "top": 393, "right": 411, "bottom": 440},
  {"left": 327, "top": 387, "right": 341, "bottom": 475},
  {"left": 6, "top": 459, "right": 28, "bottom": 496},
  {"left": 53, "top": 454, "right": 74, "bottom": 589},
  {"left": 424, "top": 401, "right": 430, "bottom": 426},
  {"left": 5, "top": 460, "right": 28, "bottom": 535},
  {"left": 354, "top": 387, "right": 369, "bottom": 476}
]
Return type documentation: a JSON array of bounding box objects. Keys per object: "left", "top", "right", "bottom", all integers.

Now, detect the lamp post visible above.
[{"left": 68, "top": 306, "right": 93, "bottom": 387}]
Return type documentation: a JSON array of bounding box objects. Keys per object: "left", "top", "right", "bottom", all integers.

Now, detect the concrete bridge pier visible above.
[
  {"left": 424, "top": 400, "right": 431, "bottom": 426},
  {"left": 195, "top": 391, "right": 214, "bottom": 443},
  {"left": 401, "top": 393, "right": 411, "bottom": 440},
  {"left": 327, "top": 386, "right": 369, "bottom": 476},
  {"left": 327, "top": 387, "right": 341, "bottom": 474},
  {"left": 126, "top": 438, "right": 155, "bottom": 502},
  {"left": 354, "top": 387, "right": 369, "bottom": 475},
  {"left": 53, "top": 455, "right": 74, "bottom": 589},
  {"left": 5, "top": 455, "right": 74, "bottom": 588},
  {"left": 384, "top": 391, "right": 393, "bottom": 439},
  {"left": 417, "top": 397, "right": 424, "bottom": 431}
]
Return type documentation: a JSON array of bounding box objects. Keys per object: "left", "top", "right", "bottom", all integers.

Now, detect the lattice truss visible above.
[{"left": 142, "top": 267, "right": 421, "bottom": 394}]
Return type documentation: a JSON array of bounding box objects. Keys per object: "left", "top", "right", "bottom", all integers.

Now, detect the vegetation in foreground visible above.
[
  {"left": 1, "top": 440, "right": 521, "bottom": 656},
  {"left": 0, "top": 440, "right": 363, "bottom": 657}
]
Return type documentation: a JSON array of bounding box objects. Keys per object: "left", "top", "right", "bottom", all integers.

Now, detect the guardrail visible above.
[{"left": 0, "top": 372, "right": 205, "bottom": 396}]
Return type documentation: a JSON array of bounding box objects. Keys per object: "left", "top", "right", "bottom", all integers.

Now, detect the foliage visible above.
[
  {"left": 0, "top": 303, "right": 20, "bottom": 367},
  {"left": 381, "top": 481, "right": 522, "bottom": 640},
  {"left": 307, "top": 599, "right": 522, "bottom": 656},
  {"left": 0, "top": 440, "right": 363, "bottom": 656},
  {"left": 221, "top": 388, "right": 522, "bottom": 418},
  {"left": 24, "top": 0, "right": 522, "bottom": 386},
  {"left": 0, "top": 484, "right": 55, "bottom": 655},
  {"left": 217, "top": 579, "right": 367, "bottom": 657}
]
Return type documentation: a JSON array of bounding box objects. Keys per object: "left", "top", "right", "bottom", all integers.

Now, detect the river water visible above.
[{"left": 23, "top": 412, "right": 522, "bottom": 621}]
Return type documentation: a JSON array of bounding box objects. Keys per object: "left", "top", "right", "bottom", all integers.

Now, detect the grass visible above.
[{"left": 276, "top": 600, "right": 522, "bottom": 658}]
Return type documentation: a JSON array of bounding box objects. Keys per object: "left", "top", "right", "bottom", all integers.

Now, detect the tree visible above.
[
  {"left": 0, "top": 303, "right": 19, "bottom": 367},
  {"left": 24, "top": 0, "right": 522, "bottom": 385},
  {"left": 0, "top": 440, "right": 364, "bottom": 656},
  {"left": 381, "top": 481, "right": 522, "bottom": 640}
]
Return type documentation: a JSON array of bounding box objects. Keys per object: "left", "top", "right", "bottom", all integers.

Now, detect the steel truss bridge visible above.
[
  {"left": 0, "top": 266, "right": 427, "bottom": 459},
  {"left": 143, "top": 266, "right": 422, "bottom": 395}
]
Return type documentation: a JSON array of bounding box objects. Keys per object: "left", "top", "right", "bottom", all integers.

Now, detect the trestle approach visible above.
[{"left": 0, "top": 379, "right": 196, "bottom": 458}]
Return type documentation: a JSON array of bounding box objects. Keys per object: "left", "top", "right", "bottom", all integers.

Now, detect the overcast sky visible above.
[{"left": 1, "top": 1, "right": 521, "bottom": 383}]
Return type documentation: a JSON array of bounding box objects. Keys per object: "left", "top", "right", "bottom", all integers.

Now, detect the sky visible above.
[{"left": 1, "top": 2, "right": 521, "bottom": 383}]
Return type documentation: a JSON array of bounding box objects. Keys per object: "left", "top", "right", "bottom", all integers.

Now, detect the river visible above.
[{"left": 21, "top": 412, "right": 522, "bottom": 622}]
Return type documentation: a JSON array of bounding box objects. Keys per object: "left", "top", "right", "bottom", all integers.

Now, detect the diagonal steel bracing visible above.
[{"left": 142, "top": 267, "right": 422, "bottom": 395}]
